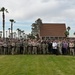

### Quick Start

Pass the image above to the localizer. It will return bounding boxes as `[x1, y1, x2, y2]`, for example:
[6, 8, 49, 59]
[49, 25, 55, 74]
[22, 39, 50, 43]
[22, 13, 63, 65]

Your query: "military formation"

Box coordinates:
[0, 38, 75, 55]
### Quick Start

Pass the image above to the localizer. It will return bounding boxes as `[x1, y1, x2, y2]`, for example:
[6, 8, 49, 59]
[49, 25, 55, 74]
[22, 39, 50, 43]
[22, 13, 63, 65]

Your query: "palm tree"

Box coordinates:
[67, 26, 71, 32]
[0, 31, 2, 38]
[21, 30, 24, 38]
[0, 7, 8, 39]
[17, 28, 21, 39]
[13, 32, 16, 38]
[19, 29, 22, 39]
[9, 19, 15, 39]
[74, 32, 75, 36]
[64, 31, 69, 37]
[8, 28, 11, 38]
[6, 31, 7, 38]
[65, 26, 71, 37]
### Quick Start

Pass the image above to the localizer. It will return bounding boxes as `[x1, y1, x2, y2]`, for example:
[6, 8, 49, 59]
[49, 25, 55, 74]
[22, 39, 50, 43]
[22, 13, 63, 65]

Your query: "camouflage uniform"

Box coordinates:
[19, 40, 23, 54]
[0, 41, 3, 55]
[32, 41, 37, 54]
[41, 42, 46, 54]
[15, 40, 20, 54]
[37, 41, 42, 54]
[27, 40, 32, 54]
[3, 41, 7, 55]
[69, 41, 74, 55]
[7, 41, 12, 54]
[45, 42, 48, 54]
[11, 41, 16, 55]
[23, 40, 28, 54]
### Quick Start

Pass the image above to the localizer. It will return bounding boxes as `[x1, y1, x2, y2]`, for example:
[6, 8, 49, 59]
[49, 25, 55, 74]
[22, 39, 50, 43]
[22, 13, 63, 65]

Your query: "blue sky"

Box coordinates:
[0, 0, 75, 37]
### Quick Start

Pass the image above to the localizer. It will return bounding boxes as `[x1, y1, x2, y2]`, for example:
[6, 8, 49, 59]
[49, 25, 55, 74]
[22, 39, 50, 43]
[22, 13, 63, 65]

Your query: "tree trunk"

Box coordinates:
[3, 11, 5, 40]
[11, 22, 13, 39]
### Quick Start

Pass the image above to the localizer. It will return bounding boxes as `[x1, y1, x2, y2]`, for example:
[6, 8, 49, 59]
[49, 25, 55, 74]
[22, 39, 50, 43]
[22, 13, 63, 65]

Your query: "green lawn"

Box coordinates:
[0, 55, 75, 75]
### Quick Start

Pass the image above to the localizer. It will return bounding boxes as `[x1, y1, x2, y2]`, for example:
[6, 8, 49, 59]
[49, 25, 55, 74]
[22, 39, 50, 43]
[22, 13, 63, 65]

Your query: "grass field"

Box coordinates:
[0, 55, 75, 75]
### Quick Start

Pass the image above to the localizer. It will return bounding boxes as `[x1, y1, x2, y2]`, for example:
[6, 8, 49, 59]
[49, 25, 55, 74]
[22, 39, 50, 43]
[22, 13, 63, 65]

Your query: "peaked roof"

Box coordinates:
[40, 23, 66, 37]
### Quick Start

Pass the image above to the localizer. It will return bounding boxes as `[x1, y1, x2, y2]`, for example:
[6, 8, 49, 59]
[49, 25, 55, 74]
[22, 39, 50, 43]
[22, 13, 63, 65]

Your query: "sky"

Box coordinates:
[0, 0, 75, 37]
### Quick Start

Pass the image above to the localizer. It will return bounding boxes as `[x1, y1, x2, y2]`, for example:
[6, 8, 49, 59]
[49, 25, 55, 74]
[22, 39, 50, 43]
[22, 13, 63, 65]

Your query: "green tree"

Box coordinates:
[0, 7, 8, 39]
[9, 19, 15, 39]
[17, 28, 20, 38]
[73, 32, 75, 36]
[65, 26, 71, 37]
[13, 32, 17, 38]
[64, 31, 69, 37]
[17, 28, 21, 39]
[67, 26, 71, 32]
[21, 30, 24, 38]
[35, 18, 42, 24]
[31, 18, 42, 38]
[8, 28, 11, 38]
[6, 31, 7, 38]
[27, 33, 35, 39]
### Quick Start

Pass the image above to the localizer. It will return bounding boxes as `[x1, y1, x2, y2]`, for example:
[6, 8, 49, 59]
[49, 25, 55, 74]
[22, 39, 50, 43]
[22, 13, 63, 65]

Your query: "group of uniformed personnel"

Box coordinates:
[0, 39, 48, 55]
[0, 38, 75, 55]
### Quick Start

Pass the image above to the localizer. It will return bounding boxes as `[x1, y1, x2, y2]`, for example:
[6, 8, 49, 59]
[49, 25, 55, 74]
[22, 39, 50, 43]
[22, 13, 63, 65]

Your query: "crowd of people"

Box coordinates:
[0, 38, 75, 55]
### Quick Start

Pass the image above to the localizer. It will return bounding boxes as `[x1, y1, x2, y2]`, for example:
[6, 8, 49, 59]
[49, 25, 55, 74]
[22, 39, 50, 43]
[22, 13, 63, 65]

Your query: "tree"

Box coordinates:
[35, 18, 42, 25]
[0, 31, 2, 38]
[31, 18, 42, 37]
[9, 19, 15, 39]
[17, 28, 21, 39]
[27, 33, 35, 39]
[65, 26, 71, 37]
[13, 32, 17, 38]
[0, 7, 8, 39]
[67, 26, 71, 32]
[64, 31, 69, 37]
[17, 28, 20, 38]
[74, 32, 75, 36]
[8, 28, 11, 38]
[6, 31, 7, 38]
[21, 30, 24, 38]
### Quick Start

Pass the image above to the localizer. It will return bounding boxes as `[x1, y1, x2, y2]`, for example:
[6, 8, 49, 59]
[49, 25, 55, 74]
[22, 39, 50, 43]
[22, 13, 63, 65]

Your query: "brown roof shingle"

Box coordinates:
[40, 23, 66, 37]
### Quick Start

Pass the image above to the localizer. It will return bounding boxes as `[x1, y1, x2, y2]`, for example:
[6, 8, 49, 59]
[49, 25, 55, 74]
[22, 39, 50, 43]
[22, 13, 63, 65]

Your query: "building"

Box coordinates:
[40, 23, 66, 39]
[31, 19, 66, 40]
